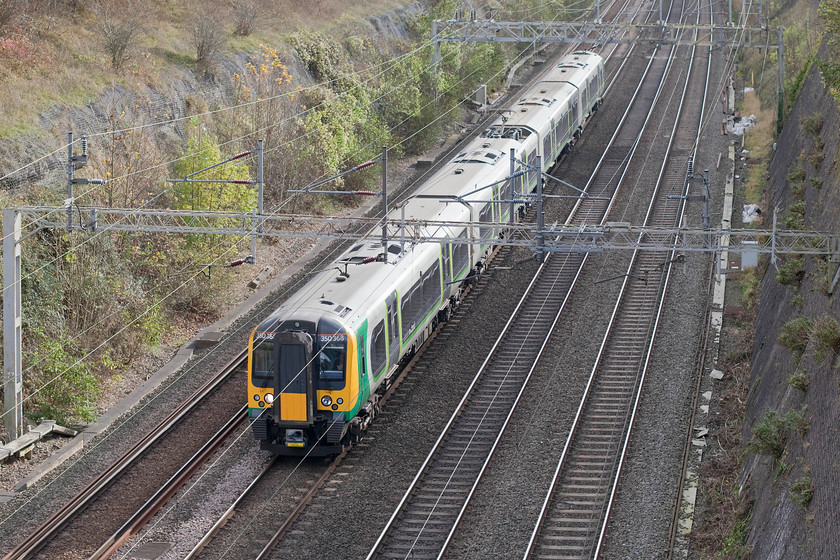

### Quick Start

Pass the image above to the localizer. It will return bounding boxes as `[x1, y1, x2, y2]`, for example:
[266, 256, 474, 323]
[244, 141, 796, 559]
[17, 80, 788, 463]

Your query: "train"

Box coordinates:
[247, 50, 605, 456]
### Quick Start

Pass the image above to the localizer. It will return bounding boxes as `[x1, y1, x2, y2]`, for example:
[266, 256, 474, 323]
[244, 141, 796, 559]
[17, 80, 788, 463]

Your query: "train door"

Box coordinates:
[273, 332, 315, 425]
[386, 291, 399, 370]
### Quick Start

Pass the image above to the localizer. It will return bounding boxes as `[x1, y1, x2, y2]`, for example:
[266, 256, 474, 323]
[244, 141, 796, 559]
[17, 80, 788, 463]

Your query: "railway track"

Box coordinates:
[364, 5, 693, 556]
[180, 241, 502, 560]
[524, 2, 717, 558]
[2, 353, 247, 560]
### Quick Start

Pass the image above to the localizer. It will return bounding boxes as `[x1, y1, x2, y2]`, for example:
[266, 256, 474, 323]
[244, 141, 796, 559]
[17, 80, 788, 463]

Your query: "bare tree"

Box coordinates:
[190, 8, 225, 71]
[230, 0, 260, 36]
[92, 0, 145, 69]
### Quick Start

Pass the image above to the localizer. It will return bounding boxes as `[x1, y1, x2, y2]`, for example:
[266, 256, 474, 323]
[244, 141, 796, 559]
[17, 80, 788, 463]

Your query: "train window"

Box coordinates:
[526, 151, 537, 189]
[372, 321, 386, 375]
[453, 231, 470, 277]
[252, 340, 274, 388]
[479, 204, 493, 242]
[318, 345, 345, 382]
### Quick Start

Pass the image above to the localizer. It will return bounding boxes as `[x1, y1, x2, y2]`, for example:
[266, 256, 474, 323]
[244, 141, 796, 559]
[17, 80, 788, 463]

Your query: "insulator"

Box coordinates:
[687, 158, 693, 177]
[82, 136, 88, 156]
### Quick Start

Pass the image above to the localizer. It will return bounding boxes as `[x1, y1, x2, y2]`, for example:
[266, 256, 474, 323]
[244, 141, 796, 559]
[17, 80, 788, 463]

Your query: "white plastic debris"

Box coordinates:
[731, 114, 756, 135]
[742, 204, 762, 223]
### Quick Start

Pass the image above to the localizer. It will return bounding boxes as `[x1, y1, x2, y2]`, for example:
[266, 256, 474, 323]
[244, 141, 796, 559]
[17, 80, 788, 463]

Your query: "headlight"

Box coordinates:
[253, 394, 260, 401]
[321, 395, 332, 407]
[264, 393, 274, 404]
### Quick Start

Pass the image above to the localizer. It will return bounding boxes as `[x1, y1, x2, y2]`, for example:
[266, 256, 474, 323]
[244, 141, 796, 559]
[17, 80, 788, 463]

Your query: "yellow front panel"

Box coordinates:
[279, 393, 308, 422]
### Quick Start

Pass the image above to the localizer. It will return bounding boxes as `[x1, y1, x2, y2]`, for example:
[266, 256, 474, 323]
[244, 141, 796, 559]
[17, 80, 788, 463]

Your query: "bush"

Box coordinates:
[231, 0, 260, 36]
[92, 0, 145, 69]
[787, 369, 809, 391]
[748, 411, 789, 458]
[0, 0, 22, 30]
[790, 476, 814, 507]
[784, 201, 806, 229]
[190, 10, 225, 70]
[739, 268, 760, 311]
[776, 256, 805, 285]
[25, 335, 102, 425]
[802, 112, 824, 137]
[779, 317, 812, 354]
[812, 315, 840, 362]
[747, 409, 808, 459]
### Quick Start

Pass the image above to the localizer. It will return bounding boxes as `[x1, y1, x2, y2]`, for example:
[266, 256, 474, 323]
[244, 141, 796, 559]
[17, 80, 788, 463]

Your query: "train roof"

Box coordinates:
[542, 50, 602, 84]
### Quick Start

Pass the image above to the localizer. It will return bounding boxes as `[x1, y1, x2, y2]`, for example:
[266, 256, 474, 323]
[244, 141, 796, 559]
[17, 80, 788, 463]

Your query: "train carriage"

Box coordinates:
[248, 51, 605, 456]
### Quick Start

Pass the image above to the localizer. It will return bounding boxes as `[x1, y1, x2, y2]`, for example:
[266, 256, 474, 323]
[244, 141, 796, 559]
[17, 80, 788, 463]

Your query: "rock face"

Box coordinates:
[741, 42, 840, 560]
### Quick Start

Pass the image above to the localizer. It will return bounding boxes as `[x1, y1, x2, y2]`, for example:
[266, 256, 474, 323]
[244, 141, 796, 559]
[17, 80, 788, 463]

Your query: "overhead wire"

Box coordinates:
[115, 9, 575, 556]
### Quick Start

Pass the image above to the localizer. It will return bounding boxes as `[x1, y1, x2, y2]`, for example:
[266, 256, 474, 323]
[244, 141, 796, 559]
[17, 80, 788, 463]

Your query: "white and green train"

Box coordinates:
[248, 51, 605, 456]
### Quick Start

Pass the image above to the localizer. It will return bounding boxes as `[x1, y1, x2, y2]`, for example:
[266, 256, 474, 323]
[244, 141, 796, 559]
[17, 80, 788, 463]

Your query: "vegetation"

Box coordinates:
[776, 256, 805, 285]
[778, 316, 812, 353]
[0, 0, 537, 425]
[790, 475, 814, 507]
[787, 369, 809, 391]
[721, 510, 753, 560]
[747, 409, 808, 459]
[739, 267, 761, 311]
[812, 315, 840, 361]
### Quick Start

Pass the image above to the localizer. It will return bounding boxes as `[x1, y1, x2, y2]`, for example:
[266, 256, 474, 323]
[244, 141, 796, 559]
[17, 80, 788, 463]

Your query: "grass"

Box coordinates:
[740, 89, 775, 205]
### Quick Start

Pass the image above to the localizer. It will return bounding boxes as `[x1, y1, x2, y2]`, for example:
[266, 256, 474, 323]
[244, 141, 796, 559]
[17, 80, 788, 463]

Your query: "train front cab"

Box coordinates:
[248, 319, 359, 457]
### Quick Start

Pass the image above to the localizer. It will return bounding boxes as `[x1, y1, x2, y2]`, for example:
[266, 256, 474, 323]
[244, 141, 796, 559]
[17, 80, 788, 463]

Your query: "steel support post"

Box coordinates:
[381, 146, 388, 264]
[66, 132, 74, 232]
[257, 139, 264, 234]
[3, 209, 23, 439]
[432, 20, 440, 73]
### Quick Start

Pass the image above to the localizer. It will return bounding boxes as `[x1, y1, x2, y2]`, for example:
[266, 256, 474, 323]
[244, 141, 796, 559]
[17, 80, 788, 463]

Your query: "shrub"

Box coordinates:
[92, 0, 145, 69]
[0, 0, 22, 30]
[190, 10, 225, 70]
[807, 143, 824, 168]
[25, 335, 102, 425]
[787, 369, 809, 391]
[812, 315, 840, 362]
[776, 256, 804, 285]
[747, 409, 808, 459]
[231, 0, 260, 36]
[802, 112, 824, 137]
[748, 411, 789, 458]
[790, 476, 814, 507]
[784, 201, 806, 229]
[778, 317, 812, 353]
[721, 513, 753, 560]
[786, 166, 806, 184]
